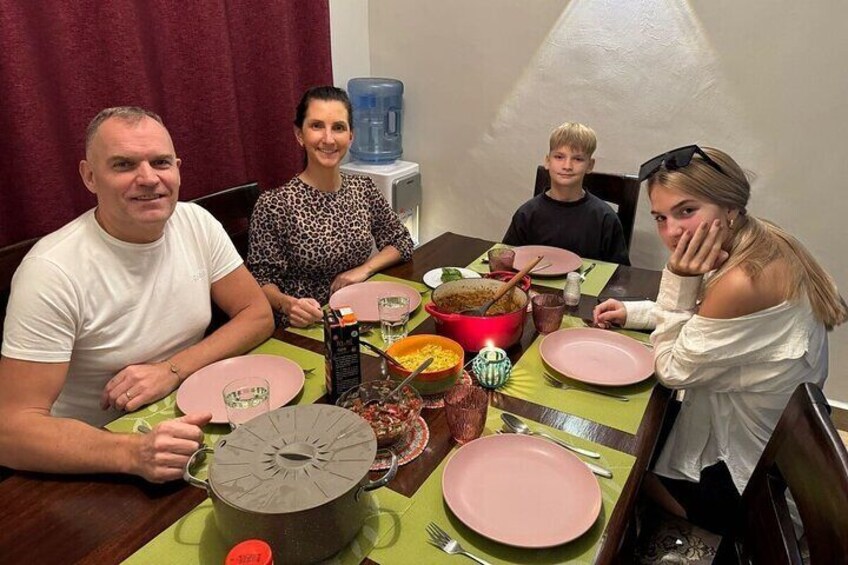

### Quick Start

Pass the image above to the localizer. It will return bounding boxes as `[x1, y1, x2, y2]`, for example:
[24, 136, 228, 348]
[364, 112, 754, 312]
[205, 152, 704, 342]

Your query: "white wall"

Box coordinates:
[330, 0, 848, 403]
[329, 0, 370, 88]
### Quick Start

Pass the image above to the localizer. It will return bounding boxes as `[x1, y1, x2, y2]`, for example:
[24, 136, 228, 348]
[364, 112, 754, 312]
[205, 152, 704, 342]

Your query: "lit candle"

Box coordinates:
[472, 343, 512, 389]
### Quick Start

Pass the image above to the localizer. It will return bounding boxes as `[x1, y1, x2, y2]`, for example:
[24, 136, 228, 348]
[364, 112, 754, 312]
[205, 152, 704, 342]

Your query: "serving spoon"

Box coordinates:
[360, 340, 404, 367]
[362, 357, 433, 407]
[461, 255, 543, 316]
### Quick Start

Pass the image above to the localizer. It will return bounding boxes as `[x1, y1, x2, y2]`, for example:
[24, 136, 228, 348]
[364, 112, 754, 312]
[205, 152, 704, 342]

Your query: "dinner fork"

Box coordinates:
[579, 262, 597, 281]
[543, 372, 630, 402]
[426, 522, 492, 565]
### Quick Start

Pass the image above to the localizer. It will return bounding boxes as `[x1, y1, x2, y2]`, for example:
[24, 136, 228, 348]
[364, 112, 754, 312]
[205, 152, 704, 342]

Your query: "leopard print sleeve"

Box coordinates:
[247, 190, 287, 288]
[363, 177, 415, 261]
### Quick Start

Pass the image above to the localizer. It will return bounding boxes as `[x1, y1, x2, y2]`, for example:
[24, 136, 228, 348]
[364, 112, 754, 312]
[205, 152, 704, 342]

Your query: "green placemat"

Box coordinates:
[285, 273, 432, 355]
[369, 406, 636, 564]
[466, 245, 618, 296]
[121, 487, 414, 565]
[498, 316, 655, 434]
[106, 339, 327, 439]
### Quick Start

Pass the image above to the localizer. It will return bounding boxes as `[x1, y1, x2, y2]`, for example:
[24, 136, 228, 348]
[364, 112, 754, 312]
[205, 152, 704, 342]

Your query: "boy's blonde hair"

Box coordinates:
[548, 122, 597, 156]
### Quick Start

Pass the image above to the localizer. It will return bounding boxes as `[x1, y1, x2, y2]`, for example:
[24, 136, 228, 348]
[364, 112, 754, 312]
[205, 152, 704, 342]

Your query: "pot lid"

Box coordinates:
[209, 404, 376, 514]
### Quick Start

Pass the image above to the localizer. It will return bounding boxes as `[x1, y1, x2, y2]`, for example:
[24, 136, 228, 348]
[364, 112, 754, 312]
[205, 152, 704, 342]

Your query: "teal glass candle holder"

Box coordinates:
[472, 346, 512, 389]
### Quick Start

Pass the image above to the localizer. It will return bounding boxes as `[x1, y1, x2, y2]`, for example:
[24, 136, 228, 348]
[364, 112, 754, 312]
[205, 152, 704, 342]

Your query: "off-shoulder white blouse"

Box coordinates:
[624, 269, 828, 493]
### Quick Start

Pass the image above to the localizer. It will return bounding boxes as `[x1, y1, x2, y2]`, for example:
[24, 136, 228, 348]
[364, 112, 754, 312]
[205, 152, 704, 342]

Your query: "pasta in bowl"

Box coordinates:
[386, 335, 464, 395]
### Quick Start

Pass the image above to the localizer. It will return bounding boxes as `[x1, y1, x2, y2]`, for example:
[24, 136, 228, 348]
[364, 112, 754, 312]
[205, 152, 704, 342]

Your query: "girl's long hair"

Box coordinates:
[648, 147, 847, 329]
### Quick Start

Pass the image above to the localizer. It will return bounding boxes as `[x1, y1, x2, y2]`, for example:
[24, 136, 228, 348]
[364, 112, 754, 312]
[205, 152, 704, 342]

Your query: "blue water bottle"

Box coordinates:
[347, 78, 404, 163]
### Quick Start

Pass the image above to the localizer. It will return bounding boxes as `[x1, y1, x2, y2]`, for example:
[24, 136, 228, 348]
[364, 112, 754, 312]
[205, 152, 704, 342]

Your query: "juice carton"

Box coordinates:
[324, 307, 362, 402]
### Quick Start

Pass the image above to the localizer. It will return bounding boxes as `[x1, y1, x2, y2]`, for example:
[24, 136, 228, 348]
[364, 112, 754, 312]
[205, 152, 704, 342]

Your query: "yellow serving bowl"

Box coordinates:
[386, 334, 465, 395]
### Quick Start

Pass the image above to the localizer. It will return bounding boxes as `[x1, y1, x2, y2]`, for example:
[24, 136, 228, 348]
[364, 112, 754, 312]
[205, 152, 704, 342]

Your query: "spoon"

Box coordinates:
[362, 357, 433, 406]
[500, 413, 603, 461]
[461, 255, 543, 316]
[360, 340, 404, 367]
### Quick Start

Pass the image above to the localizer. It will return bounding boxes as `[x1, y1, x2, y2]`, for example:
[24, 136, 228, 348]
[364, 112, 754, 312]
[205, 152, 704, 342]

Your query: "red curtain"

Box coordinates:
[0, 0, 332, 247]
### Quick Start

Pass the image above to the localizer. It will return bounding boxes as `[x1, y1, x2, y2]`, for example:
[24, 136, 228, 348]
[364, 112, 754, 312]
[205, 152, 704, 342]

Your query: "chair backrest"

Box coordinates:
[0, 237, 40, 346]
[534, 166, 640, 249]
[726, 382, 848, 564]
[191, 182, 261, 259]
[190, 182, 261, 332]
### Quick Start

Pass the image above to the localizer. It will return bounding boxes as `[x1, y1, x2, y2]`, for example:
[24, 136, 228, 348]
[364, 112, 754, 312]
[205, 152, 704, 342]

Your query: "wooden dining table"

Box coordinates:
[0, 232, 667, 564]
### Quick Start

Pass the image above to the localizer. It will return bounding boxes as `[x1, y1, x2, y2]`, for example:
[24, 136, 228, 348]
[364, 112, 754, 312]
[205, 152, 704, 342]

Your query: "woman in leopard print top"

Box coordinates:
[248, 86, 414, 327]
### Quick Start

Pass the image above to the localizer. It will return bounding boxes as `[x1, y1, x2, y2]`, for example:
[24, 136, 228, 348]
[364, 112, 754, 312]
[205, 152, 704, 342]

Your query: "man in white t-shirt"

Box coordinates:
[0, 107, 274, 482]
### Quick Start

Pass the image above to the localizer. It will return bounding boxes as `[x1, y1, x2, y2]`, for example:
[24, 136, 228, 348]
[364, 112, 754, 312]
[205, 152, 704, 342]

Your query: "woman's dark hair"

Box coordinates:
[293, 86, 353, 129]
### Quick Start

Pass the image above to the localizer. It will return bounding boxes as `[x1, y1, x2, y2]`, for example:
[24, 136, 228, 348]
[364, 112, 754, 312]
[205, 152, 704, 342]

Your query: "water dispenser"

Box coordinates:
[348, 78, 404, 163]
[340, 160, 421, 246]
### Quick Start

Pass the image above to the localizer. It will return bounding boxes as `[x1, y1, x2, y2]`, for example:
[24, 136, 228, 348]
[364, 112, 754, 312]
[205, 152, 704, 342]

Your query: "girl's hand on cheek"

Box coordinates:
[668, 220, 728, 276]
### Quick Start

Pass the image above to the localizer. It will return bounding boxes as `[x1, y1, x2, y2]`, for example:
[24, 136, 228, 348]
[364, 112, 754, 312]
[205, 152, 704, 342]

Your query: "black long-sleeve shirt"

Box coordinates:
[503, 191, 630, 265]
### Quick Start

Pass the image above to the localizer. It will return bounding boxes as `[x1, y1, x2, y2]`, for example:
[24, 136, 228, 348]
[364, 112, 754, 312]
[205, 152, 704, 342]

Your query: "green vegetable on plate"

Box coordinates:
[441, 268, 464, 283]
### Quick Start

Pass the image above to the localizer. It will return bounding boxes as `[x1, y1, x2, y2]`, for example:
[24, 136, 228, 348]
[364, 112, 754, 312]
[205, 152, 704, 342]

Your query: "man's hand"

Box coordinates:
[667, 220, 730, 277]
[330, 264, 371, 294]
[287, 297, 323, 327]
[101, 362, 179, 412]
[130, 412, 212, 483]
[593, 299, 627, 329]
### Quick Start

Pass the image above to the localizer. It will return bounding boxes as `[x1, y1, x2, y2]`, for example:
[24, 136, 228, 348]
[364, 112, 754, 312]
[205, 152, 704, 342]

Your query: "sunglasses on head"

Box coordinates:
[638, 144, 724, 182]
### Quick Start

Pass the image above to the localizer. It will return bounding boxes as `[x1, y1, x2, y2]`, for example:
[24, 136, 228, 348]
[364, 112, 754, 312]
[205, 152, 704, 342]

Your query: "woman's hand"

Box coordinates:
[287, 297, 323, 327]
[330, 265, 371, 293]
[667, 220, 730, 277]
[593, 299, 627, 329]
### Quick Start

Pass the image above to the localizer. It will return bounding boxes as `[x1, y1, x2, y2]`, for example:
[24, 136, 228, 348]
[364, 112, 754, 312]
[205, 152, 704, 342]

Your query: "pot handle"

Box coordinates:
[356, 449, 398, 501]
[424, 302, 463, 322]
[183, 445, 214, 490]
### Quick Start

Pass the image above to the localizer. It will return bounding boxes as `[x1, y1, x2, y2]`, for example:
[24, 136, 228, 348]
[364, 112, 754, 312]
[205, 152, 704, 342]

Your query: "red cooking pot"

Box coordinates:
[425, 278, 529, 352]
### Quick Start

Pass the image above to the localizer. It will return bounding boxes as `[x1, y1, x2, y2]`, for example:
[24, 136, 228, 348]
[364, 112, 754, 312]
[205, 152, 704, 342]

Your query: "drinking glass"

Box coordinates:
[532, 293, 566, 334]
[444, 384, 489, 444]
[487, 248, 515, 272]
[378, 296, 410, 344]
[223, 377, 270, 429]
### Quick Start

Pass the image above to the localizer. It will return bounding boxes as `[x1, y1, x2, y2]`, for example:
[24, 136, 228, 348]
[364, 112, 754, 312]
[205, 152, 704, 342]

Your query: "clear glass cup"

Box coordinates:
[222, 377, 270, 429]
[444, 384, 489, 444]
[378, 295, 410, 345]
[488, 248, 515, 272]
[532, 293, 566, 334]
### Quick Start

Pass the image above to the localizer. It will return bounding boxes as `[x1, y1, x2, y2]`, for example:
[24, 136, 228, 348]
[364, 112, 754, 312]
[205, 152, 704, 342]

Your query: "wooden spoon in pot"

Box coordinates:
[461, 255, 543, 316]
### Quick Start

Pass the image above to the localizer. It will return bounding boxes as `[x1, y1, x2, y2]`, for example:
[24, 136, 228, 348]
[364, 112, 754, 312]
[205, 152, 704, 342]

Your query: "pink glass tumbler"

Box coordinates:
[444, 384, 489, 444]
[488, 248, 515, 272]
[531, 293, 566, 334]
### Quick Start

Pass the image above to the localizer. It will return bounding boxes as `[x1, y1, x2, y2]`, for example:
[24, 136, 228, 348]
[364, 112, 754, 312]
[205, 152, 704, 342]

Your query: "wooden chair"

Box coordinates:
[0, 237, 40, 347]
[191, 182, 261, 259]
[534, 165, 640, 249]
[717, 382, 848, 564]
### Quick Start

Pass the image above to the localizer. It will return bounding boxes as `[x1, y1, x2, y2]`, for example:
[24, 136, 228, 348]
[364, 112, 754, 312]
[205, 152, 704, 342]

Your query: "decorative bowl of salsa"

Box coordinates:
[336, 380, 423, 447]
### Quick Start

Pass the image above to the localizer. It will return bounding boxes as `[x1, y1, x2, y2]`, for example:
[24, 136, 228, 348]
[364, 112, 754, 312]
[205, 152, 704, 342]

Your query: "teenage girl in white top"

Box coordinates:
[593, 145, 847, 533]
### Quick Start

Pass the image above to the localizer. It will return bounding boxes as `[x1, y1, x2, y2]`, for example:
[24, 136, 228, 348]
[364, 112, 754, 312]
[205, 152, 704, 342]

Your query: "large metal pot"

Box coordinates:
[184, 404, 397, 564]
[425, 277, 529, 352]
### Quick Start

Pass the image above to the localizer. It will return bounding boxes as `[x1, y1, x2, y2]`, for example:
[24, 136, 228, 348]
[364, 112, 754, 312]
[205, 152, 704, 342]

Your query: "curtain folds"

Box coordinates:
[0, 0, 332, 247]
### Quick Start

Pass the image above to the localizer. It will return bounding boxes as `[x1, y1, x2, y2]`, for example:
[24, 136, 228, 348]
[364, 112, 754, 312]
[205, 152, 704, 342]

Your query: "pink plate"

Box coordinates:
[329, 281, 422, 322]
[539, 327, 654, 386]
[512, 245, 582, 277]
[442, 433, 601, 547]
[176, 355, 305, 423]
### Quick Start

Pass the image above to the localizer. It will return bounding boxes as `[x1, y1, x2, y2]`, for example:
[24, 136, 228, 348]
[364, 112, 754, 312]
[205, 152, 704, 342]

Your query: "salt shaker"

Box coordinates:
[563, 272, 582, 306]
